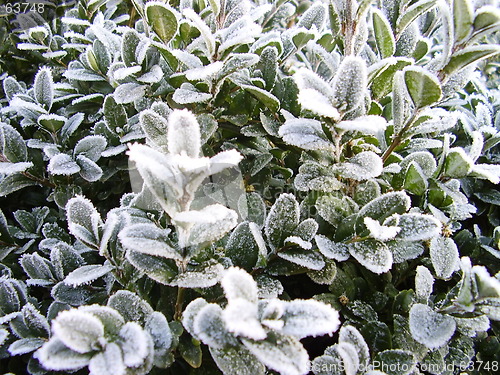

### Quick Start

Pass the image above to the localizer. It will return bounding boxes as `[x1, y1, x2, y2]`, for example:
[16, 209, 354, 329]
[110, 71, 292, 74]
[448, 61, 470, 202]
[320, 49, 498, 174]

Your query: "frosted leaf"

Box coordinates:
[284, 236, 313, 250]
[364, 217, 401, 241]
[265, 193, 300, 248]
[208, 149, 243, 174]
[114, 83, 147, 104]
[472, 265, 500, 298]
[35, 338, 92, 371]
[76, 155, 103, 182]
[113, 65, 142, 80]
[66, 196, 102, 248]
[88, 342, 125, 375]
[52, 309, 104, 353]
[119, 223, 181, 260]
[375, 349, 416, 375]
[170, 263, 224, 288]
[137, 65, 164, 83]
[79, 305, 125, 337]
[0, 123, 27, 162]
[471, 164, 500, 184]
[468, 130, 483, 162]
[297, 1, 326, 29]
[415, 266, 434, 301]
[312, 353, 343, 375]
[430, 237, 460, 280]
[145, 312, 173, 355]
[294, 68, 333, 99]
[298, 89, 340, 120]
[0, 328, 8, 345]
[338, 325, 370, 369]
[183, 298, 209, 338]
[172, 83, 212, 104]
[167, 109, 201, 158]
[73, 135, 107, 161]
[8, 337, 45, 356]
[331, 56, 367, 112]
[315, 235, 350, 261]
[455, 314, 490, 337]
[294, 162, 342, 192]
[334, 152, 384, 181]
[118, 322, 150, 367]
[384, 213, 442, 241]
[221, 267, 258, 303]
[278, 118, 333, 151]
[107, 290, 154, 323]
[225, 222, 267, 269]
[242, 332, 309, 375]
[409, 303, 456, 349]
[325, 342, 360, 375]
[172, 205, 238, 247]
[139, 109, 169, 150]
[293, 218, 319, 242]
[336, 116, 388, 135]
[411, 110, 458, 134]
[193, 303, 238, 348]
[400, 151, 437, 177]
[186, 62, 224, 81]
[48, 154, 80, 175]
[223, 298, 266, 340]
[64, 264, 114, 287]
[0, 162, 33, 175]
[256, 275, 283, 299]
[280, 299, 340, 338]
[277, 249, 325, 270]
[308, 259, 337, 285]
[183, 8, 216, 56]
[34, 67, 54, 109]
[348, 240, 393, 274]
[210, 345, 266, 375]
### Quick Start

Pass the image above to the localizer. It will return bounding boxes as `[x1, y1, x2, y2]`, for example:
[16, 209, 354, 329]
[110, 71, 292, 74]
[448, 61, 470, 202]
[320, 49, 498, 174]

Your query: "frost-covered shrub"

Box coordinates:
[1, 0, 500, 374]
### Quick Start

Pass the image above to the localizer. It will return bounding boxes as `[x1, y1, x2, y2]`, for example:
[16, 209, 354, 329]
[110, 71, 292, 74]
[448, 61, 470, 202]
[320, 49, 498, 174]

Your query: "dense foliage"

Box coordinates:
[1, 0, 500, 374]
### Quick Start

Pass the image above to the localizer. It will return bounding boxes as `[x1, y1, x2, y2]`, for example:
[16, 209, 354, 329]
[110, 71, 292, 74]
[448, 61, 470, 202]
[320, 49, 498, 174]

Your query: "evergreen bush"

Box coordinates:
[0, 0, 499, 374]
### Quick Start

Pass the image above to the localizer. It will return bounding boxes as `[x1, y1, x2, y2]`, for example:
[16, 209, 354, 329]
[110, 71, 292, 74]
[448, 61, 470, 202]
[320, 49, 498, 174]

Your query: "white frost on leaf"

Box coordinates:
[430, 237, 460, 280]
[280, 299, 340, 339]
[297, 89, 340, 120]
[384, 213, 442, 241]
[221, 267, 259, 303]
[48, 153, 80, 175]
[334, 151, 384, 181]
[315, 235, 350, 261]
[348, 241, 393, 274]
[167, 109, 202, 158]
[223, 298, 267, 340]
[279, 118, 333, 151]
[336, 116, 388, 135]
[409, 303, 456, 349]
[415, 265, 434, 301]
[52, 310, 104, 354]
[364, 217, 401, 241]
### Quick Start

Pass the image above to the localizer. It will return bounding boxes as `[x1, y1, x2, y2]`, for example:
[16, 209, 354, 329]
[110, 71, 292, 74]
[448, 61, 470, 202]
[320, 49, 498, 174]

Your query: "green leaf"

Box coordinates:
[403, 66, 442, 109]
[0, 123, 27, 162]
[179, 335, 202, 368]
[453, 0, 474, 43]
[441, 45, 500, 76]
[369, 57, 412, 99]
[33, 67, 53, 110]
[373, 9, 395, 58]
[240, 84, 280, 112]
[226, 222, 267, 270]
[103, 95, 127, 129]
[265, 193, 299, 248]
[119, 223, 181, 260]
[279, 118, 332, 151]
[210, 345, 265, 375]
[64, 264, 114, 287]
[126, 251, 178, 285]
[396, 0, 437, 35]
[52, 309, 105, 353]
[357, 191, 411, 227]
[0, 173, 36, 197]
[404, 162, 428, 195]
[145, 1, 178, 44]
[242, 331, 309, 375]
[374, 349, 416, 375]
[331, 56, 367, 112]
[473, 6, 500, 30]
[443, 148, 474, 178]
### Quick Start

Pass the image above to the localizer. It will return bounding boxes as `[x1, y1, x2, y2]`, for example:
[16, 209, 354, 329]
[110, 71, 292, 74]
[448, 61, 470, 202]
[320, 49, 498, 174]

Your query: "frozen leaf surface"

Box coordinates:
[364, 217, 401, 241]
[119, 223, 181, 260]
[52, 309, 104, 353]
[221, 267, 258, 303]
[35, 338, 91, 371]
[279, 119, 333, 151]
[242, 332, 309, 375]
[430, 237, 460, 279]
[348, 240, 393, 274]
[334, 152, 384, 181]
[409, 303, 456, 349]
[415, 265, 434, 301]
[315, 235, 350, 261]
